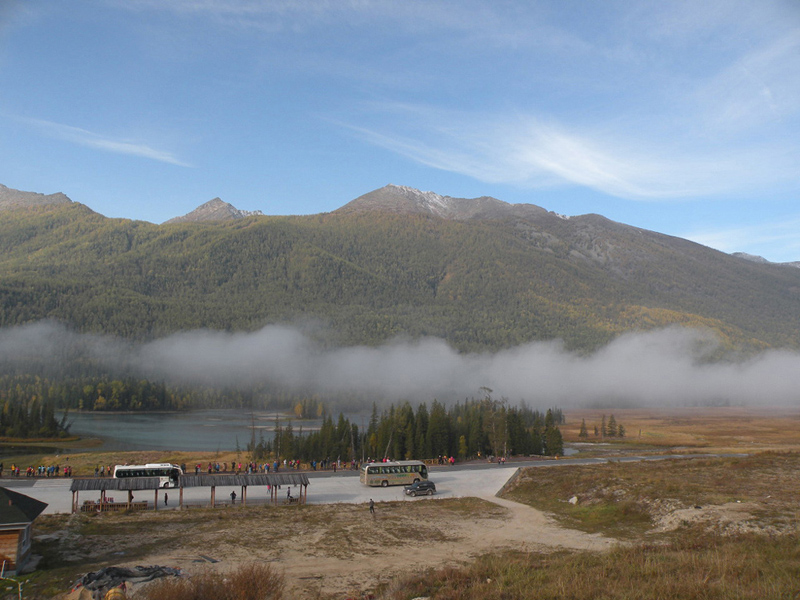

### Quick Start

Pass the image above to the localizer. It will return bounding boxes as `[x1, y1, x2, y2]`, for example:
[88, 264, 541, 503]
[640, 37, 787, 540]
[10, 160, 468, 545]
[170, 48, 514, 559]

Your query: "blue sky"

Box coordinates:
[2, 1, 799, 261]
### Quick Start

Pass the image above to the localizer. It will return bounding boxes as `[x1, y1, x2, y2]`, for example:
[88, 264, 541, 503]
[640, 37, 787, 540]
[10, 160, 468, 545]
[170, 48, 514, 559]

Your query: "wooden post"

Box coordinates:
[242, 486, 246, 508]
[127, 490, 133, 510]
[211, 486, 216, 508]
[154, 489, 158, 511]
[72, 491, 78, 514]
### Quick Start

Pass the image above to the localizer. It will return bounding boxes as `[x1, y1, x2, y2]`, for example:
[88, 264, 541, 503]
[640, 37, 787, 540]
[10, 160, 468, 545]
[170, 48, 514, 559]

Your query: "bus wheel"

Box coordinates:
[381, 480, 388, 488]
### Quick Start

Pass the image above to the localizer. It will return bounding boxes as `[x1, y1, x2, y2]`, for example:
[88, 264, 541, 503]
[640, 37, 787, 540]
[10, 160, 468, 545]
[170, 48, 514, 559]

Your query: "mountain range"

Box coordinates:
[1, 182, 800, 353]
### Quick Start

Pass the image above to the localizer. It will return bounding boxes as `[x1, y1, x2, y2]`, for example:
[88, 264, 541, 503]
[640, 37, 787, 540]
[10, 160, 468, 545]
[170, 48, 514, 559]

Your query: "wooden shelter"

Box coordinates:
[0, 487, 48, 576]
[69, 472, 309, 513]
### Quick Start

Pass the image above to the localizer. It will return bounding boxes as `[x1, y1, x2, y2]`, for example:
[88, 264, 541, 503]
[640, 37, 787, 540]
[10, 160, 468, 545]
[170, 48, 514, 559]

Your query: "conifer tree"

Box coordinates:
[415, 403, 430, 458]
[607, 414, 618, 437]
[545, 426, 564, 456]
[427, 400, 450, 457]
[458, 435, 468, 459]
[578, 419, 588, 439]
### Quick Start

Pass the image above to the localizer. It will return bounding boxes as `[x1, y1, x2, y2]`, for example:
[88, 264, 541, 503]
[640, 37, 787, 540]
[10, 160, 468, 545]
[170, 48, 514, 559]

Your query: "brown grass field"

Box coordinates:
[562, 406, 800, 453]
[6, 406, 800, 600]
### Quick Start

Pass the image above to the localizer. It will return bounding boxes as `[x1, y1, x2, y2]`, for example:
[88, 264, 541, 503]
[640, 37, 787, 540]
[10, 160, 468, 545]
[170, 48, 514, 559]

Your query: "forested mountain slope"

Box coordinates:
[2, 184, 800, 352]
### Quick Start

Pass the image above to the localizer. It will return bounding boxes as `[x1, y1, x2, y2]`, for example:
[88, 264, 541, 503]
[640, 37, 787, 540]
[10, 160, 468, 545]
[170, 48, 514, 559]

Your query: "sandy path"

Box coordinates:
[272, 495, 615, 597]
[475, 495, 615, 553]
[128, 494, 616, 599]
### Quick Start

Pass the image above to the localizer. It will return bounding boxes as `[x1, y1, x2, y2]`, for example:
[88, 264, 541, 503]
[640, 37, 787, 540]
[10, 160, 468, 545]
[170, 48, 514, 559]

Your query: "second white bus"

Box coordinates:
[360, 460, 428, 487]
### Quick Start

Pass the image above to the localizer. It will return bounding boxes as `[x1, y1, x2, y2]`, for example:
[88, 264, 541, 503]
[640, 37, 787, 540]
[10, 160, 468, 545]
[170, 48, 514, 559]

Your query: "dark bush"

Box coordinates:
[133, 563, 284, 600]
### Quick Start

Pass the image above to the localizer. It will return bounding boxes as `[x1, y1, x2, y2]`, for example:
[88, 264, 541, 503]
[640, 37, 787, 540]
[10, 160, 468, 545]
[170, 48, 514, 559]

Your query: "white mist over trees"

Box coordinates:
[1, 321, 800, 408]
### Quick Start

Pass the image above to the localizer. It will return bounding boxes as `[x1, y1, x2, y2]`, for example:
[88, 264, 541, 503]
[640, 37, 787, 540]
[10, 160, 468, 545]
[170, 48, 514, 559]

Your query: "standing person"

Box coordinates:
[369, 498, 375, 514]
[164, 492, 168, 506]
[230, 491, 236, 505]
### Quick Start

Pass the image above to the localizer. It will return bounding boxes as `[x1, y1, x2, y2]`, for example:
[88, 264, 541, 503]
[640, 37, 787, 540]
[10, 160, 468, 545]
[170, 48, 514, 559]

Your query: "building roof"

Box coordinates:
[180, 473, 309, 487]
[0, 487, 48, 525]
[70, 478, 168, 492]
[70, 472, 309, 492]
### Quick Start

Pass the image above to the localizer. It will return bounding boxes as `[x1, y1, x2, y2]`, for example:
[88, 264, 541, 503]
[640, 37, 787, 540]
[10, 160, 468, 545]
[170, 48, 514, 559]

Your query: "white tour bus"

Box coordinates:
[113, 463, 183, 488]
[360, 460, 428, 487]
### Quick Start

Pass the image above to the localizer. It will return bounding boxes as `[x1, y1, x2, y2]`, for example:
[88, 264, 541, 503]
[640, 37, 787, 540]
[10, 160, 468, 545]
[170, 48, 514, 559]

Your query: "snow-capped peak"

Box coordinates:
[386, 184, 452, 217]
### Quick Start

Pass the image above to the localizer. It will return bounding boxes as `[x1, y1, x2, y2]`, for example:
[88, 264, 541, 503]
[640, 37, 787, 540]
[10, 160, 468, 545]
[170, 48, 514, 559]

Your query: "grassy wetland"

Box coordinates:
[8, 407, 800, 599]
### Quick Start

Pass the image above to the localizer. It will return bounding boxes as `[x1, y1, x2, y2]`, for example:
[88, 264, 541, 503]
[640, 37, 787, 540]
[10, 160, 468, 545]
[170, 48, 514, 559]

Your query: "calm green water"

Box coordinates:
[59, 409, 323, 452]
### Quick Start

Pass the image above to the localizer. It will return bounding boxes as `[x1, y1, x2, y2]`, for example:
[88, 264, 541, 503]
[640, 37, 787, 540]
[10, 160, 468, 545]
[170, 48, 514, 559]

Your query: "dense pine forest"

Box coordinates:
[251, 400, 565, 462]
[0, 395, 70, 439]
[0, 374, 320, 413]
[3, 202, 800, 353]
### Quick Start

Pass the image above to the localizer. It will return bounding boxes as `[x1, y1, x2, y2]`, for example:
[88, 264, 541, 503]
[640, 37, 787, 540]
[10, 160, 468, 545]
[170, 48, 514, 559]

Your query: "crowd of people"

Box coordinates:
[189, 457, 366, 475]
[94, 465, 114, 477]
[0, 462, 73, 477]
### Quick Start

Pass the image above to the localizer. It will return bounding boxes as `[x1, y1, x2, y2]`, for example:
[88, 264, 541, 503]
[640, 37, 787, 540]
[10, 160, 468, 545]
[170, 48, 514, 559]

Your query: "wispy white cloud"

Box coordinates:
[319, 2, 800, 203]
[100, 0, 799, 204]
[18, 117, 192, 167]
[344, 104, 799, 201]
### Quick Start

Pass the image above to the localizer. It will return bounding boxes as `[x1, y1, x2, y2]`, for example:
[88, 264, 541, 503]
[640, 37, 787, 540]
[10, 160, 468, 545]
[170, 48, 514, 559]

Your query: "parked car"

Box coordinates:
[404, 480, 436, 497]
